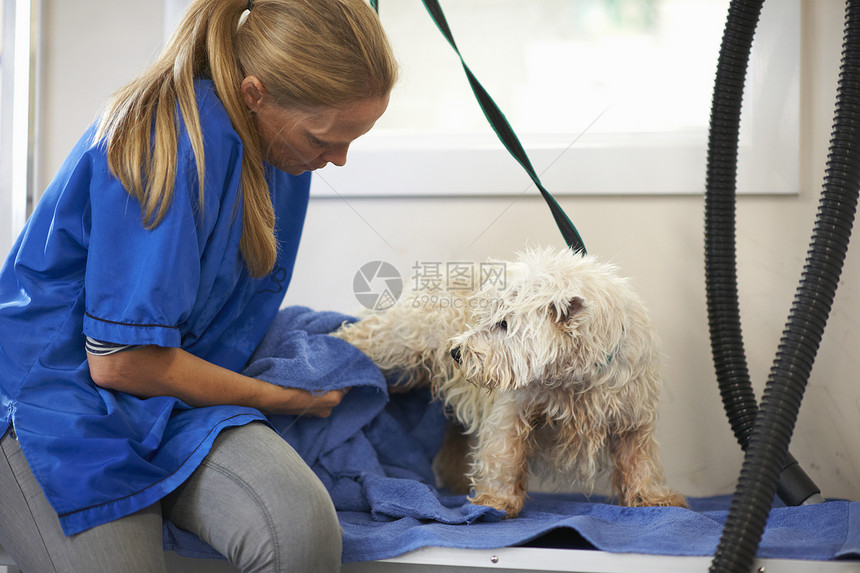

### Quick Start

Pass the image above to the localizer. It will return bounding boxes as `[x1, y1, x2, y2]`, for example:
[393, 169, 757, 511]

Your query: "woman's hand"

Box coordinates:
[267, 387, 349, 418]
[87, 345, 348, 417]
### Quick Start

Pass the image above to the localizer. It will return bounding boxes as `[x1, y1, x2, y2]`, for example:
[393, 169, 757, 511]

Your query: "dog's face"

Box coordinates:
[449, 251, 594, 392]
[449, 248, 631, 392]
[450, 290, 586, 392]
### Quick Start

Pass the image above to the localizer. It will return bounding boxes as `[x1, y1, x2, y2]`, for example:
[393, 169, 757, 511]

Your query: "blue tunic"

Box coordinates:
[0, 79, 310, 535]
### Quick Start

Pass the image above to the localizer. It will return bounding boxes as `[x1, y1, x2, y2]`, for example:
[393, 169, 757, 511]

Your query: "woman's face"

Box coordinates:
[243, 78, 389, 175]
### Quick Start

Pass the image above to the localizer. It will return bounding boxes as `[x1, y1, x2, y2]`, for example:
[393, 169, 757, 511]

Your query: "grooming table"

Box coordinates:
[342, 546, 860, 573]
[3, 543, 860, 573]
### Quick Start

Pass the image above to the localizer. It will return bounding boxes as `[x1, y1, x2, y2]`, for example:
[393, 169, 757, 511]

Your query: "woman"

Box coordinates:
[0, 0, 396, 571]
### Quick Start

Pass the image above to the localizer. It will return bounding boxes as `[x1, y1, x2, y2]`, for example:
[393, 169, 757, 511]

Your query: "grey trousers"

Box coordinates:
[0, 422, 342, 573]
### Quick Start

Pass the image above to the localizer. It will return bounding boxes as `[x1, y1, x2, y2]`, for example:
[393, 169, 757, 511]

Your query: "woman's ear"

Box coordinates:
[241, 76, 267, 112]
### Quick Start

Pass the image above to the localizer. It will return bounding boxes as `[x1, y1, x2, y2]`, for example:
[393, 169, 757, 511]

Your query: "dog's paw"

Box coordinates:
[470, 492, 525, 519]
[652, 492, 689, 509]
[624, 490, 688, 509]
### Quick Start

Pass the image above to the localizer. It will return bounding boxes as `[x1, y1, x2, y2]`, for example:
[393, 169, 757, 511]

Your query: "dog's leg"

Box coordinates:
[609, 424, 687, 508]
[467, 398, 532, 518]
[333, 299, 468, 391]
[333, 314, 434, 389]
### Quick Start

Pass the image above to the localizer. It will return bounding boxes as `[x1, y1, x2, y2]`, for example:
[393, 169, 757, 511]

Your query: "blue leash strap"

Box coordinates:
[373, 0, 587, 255]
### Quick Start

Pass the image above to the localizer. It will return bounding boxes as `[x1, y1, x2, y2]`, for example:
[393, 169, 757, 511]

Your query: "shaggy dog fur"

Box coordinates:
[333, 246, 687, 517]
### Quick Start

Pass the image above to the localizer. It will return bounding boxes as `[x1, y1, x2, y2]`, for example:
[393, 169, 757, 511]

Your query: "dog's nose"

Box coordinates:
[450, 346, 462, 364]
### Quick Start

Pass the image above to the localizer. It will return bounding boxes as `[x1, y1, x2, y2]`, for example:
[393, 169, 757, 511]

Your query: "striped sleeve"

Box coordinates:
[85, 337, 141, 356]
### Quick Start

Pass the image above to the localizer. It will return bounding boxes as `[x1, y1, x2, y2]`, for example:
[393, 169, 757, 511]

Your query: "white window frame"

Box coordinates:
[0, 0, 38, 257]
[309, 0, 800, 198]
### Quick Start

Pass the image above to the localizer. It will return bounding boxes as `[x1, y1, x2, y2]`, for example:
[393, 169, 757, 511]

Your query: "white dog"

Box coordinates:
[333, 246, 686, 517]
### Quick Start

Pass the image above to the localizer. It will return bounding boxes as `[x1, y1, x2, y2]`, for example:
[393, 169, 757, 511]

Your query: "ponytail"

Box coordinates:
[96, 0, 396, 277]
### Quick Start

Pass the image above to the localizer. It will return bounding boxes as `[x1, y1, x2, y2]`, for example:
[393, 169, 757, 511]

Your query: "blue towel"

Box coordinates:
[163, 306, 860, 564]
[336, 494, 860, 563]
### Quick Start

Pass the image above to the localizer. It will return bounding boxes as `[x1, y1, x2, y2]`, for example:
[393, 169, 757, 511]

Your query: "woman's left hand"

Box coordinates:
[263, 387, 350, 418]
[87, 346, 350, 417]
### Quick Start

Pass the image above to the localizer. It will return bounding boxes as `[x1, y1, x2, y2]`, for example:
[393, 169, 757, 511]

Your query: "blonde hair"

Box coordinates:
[95, 0, 397, 277]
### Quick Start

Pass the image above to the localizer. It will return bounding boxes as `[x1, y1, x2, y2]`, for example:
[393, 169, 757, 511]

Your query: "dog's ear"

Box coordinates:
[550, 296, 585, 326]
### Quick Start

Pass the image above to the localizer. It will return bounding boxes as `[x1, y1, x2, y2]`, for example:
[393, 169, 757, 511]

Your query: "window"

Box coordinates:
[0, 0, 37, 256]
[309, 0, 799, 198]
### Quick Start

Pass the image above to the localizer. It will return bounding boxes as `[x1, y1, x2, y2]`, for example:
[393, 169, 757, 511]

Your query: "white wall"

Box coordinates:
[37, 0, 163, 199]
[36, 0, 859, 502]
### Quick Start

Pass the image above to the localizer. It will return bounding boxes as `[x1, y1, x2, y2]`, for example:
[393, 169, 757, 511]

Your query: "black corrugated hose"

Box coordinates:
[704, 0, 823, 506]
[706, 0, 860, 571]
[704, 0, 821, 507]
[704, 0, 763, 458]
